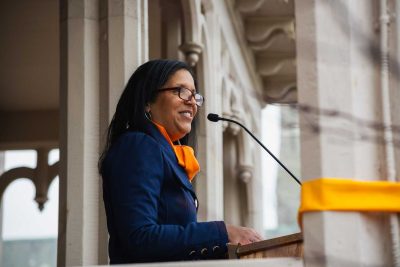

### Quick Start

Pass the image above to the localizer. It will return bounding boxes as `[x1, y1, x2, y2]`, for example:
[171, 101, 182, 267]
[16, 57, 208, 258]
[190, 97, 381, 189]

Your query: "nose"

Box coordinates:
[185, 96, 197, 114]
[186, 95, 197, 106]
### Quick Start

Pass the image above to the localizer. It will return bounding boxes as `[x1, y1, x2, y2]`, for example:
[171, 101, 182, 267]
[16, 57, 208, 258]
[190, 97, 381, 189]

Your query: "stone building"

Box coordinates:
[0, 0, 399, 266]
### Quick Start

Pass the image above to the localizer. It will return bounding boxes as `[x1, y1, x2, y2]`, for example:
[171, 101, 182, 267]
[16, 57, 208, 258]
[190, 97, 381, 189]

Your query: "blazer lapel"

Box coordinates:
[145, 123, 195, 194]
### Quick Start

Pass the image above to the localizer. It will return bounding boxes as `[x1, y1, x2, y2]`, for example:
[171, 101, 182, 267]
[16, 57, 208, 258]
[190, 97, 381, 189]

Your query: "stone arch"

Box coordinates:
[0, 149, 59, 211]
[0, 167, 35, 200]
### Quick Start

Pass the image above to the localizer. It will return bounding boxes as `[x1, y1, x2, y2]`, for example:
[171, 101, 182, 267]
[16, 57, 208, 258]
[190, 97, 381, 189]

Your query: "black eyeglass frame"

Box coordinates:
[158, 86, 204, 107]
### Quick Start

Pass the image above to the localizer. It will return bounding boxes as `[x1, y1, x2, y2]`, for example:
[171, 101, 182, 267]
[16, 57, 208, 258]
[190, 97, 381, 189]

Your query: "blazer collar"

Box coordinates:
[144, 123, 195, 193]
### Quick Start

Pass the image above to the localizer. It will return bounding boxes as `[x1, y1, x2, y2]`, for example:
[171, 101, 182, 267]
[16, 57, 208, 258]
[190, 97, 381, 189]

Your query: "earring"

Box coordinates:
[144, 111, 152, 121]
[126, 121, 130, 129]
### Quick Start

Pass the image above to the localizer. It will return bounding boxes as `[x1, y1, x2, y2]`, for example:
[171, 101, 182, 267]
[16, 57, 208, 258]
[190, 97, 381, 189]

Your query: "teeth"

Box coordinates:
[181, 111, 192, 118]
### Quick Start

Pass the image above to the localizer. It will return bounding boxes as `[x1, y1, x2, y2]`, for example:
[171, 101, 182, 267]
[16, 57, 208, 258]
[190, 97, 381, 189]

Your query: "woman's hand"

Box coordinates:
[225, 224, 263, 245]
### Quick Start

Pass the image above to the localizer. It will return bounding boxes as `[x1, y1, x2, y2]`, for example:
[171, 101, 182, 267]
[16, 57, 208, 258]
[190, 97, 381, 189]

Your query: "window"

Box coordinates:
[262, 105, 301, 238]
[1, 149, 59, 267]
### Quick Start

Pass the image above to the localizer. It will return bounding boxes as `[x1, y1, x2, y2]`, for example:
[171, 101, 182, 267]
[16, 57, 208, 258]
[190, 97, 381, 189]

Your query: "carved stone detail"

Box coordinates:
[0, 148, 59, 211]
[263, 82, 297, 104]
[235, 0, 265, 14]
[180, 0, 203, 66]
[222, 113, 242, 136]
[245, 17, 295, 44]
[237, 165, 253, 184]
[221, 75, 246, 136]
[230, 0, 297, 109]
[249, 33, 292, 51]
[179, 42, 203, 66]
[257, 58, 296, 77]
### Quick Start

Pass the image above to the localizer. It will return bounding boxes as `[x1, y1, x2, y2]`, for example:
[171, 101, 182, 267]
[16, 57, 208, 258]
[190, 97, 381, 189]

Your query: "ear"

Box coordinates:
[145, 104, 151, 113]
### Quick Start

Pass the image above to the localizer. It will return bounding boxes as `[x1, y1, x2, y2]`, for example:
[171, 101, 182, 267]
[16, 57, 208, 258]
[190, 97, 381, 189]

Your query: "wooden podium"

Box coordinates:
[227, 232, 303, 259]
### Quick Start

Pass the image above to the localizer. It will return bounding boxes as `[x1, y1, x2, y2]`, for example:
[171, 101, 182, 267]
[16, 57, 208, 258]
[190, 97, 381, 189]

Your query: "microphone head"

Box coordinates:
[207, 113, 220, 122]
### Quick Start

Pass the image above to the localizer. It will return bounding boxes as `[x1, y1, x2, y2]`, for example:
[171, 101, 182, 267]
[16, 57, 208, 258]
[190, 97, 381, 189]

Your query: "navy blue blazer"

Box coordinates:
[102, 123, 228, 264]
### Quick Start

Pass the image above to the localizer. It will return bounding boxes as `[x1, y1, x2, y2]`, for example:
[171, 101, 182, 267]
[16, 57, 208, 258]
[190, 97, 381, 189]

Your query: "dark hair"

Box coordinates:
[99, 59, 197, 174]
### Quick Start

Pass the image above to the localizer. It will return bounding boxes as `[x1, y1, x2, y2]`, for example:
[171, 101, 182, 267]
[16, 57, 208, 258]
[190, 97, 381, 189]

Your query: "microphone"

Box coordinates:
[207, 113, 220, 122]
[207, 113, 302, 186]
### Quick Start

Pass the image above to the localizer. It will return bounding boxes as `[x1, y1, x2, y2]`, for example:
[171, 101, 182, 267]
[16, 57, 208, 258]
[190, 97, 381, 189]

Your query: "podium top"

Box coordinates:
[227, 232, 303, 259]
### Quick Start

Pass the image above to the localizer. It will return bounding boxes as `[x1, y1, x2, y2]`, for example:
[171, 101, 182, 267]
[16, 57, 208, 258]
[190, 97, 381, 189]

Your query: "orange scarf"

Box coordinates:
[152, 122, 200, 181]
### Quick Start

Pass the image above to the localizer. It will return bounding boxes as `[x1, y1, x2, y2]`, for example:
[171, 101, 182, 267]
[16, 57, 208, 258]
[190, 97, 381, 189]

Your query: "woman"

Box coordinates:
[99, 59, 262, 264]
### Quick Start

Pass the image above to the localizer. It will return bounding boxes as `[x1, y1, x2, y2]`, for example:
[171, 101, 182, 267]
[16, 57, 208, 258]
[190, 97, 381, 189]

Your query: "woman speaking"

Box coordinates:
[99, 59, 262, 264]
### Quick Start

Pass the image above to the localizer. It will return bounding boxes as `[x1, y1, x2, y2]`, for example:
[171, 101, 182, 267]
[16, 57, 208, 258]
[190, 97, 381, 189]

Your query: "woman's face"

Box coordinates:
[149, 69, 198, 141]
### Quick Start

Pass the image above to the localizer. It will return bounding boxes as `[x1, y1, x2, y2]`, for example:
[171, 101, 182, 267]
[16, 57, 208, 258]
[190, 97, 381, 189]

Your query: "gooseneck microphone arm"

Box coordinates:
[207, 113, 302, 186]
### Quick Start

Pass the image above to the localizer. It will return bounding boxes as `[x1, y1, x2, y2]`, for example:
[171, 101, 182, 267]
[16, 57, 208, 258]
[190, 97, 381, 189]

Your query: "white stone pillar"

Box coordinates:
[98, 0, 148, 264]
[195, 7, 225, 222]
[59, 0, 101, 265]
[296, 1, 392, 266]
[100, 0, 148, 118]
[59, 0, 148, 265]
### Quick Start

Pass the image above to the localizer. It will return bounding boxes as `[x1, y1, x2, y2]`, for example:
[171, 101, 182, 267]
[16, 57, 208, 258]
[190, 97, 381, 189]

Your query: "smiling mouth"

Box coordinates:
[179, 111, 193, 119]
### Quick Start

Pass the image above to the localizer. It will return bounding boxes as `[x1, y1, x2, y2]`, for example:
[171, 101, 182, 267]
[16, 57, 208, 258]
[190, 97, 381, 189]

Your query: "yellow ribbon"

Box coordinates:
[298, 178, 400, 226]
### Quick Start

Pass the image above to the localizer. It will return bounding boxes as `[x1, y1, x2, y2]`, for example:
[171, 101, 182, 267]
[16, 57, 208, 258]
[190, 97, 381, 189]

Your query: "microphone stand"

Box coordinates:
[209, 114, 302, 186]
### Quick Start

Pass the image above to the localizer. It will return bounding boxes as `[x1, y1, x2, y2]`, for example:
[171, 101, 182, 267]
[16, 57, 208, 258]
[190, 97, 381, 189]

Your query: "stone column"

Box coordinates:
[296, 1, 392, 266]
[195, 6, 225, 222]
[100, 0, 148, 118]
[59, 0, 101, 265]
[179, 0, 203, 66]
[59, 0, 148, 265]
[98, 0, 148, 264]
[160, 1, 183, 60]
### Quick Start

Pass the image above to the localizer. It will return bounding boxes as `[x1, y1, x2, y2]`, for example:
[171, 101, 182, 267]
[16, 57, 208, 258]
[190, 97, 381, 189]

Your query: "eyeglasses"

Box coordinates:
[158, 86, 204, 107]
